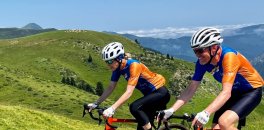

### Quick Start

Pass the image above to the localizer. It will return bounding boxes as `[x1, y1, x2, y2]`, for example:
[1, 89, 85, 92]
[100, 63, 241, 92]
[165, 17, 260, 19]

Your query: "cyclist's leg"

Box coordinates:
[142, 108, 158, 130]
[144, 87, 170, 129]
[218, 88, 262, 130]
[130, 87, 170, 130]
[212, 92, 236, 129]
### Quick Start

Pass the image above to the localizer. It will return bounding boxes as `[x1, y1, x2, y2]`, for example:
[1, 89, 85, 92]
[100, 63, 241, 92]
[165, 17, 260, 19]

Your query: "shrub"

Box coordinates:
[95, 82, 104, 96]
[87, 54, 93, 63]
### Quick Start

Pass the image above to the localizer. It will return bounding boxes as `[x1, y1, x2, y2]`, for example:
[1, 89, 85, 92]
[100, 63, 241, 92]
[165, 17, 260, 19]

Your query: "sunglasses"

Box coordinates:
[193, 48, 207, 54]
[105, 59, 114, 64]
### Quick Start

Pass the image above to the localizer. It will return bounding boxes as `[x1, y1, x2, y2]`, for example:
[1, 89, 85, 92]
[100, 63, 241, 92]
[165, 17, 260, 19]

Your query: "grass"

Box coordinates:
[0, 104, 106, 130]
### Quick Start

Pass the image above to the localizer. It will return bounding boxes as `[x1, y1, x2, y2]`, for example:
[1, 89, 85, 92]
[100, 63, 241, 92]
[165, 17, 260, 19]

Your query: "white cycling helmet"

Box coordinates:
[102, 42, 124, 61]
[190, 27, 223, 48]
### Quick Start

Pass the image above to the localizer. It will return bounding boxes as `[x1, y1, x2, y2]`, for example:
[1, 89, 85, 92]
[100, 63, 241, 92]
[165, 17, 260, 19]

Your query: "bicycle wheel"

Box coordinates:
[159, 123, 188, 130]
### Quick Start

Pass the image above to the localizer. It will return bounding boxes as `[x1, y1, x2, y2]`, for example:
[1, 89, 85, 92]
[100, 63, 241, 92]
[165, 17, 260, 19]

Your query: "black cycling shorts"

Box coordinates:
[129, 87, 170, 130]
[213, 87, 263, 123]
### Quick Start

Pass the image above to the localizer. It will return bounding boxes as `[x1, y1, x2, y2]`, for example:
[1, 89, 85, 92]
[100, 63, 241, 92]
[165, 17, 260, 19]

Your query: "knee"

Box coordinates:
[218, 116, 232, 128]
[218, 111, 239, 129]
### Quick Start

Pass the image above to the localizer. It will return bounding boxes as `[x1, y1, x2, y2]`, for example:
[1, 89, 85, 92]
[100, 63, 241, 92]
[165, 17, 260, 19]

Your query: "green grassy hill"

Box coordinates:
[0, 30, 262, 129]
[0, 105, 102, 130]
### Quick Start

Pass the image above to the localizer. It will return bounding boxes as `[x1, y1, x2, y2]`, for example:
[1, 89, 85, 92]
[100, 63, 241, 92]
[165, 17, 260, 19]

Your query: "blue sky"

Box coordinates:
[1, 0, 264, 37]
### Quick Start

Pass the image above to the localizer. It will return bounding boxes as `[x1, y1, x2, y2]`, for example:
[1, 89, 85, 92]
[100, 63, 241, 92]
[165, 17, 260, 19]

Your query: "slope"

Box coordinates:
[0, 105, 105, 130]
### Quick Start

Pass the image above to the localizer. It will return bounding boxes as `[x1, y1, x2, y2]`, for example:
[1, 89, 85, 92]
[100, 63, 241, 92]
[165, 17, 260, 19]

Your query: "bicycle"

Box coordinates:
[83, 104, 217, 130]
[83, 103, 198, 130]
[158, 111, 246, 130]
[83, 104, 246, 130]
[83, 103, 138, 130]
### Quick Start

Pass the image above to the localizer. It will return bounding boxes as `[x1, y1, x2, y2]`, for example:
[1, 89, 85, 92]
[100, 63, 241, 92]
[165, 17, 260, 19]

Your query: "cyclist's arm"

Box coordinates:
[96, 81, 117, 104]
[170, 60, 206, 111]
[204, 53, 239, 115]
[170, 80, 200, 111]
[111, 63, 140, 110]
[204, 82, 232, 115]
[111, 85, 135, 110]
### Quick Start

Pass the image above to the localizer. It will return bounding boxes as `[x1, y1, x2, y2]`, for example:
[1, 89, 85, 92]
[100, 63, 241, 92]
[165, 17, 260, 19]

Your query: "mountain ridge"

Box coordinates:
[22, 23, 43, 30]
[0, 23, 56, 39]
[119, 24, 264, 77]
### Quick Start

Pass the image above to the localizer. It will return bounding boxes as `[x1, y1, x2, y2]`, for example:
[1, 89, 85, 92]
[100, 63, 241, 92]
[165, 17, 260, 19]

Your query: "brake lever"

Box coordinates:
[156, 111, 165, 130]
[97, 109, 103, 125]
[82, 104, 106, 126]
[82, 103, 88, 117]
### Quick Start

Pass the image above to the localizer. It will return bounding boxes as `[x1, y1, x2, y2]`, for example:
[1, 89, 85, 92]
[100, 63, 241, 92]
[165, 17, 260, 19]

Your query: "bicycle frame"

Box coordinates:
[105, 117, 137, 130]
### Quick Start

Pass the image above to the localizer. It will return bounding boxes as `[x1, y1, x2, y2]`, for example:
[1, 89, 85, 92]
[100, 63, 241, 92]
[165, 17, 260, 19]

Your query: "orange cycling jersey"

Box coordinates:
[111, 59, 165, 95]
[192, 46, 264, 92]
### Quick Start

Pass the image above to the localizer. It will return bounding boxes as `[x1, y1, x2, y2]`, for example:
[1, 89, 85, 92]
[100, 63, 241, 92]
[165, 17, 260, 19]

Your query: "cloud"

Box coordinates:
[117, 24, 254, 39]
[117, 27, 195, 39]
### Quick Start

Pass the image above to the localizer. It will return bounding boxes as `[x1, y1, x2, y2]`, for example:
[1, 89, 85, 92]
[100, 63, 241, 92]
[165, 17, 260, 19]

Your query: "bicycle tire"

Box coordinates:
[159, 123, 188, 130]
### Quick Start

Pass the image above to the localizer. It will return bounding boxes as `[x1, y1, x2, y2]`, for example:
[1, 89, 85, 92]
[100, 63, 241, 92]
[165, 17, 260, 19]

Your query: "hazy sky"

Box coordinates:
[1, 0, 264, 35]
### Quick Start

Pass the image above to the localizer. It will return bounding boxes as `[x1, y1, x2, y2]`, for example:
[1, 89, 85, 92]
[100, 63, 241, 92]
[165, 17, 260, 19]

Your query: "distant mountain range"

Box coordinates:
[1, 23, 262, 77]
[252, 53, 264, 78]
[0, 23, 56, 39]
[115, 24, 264, 77]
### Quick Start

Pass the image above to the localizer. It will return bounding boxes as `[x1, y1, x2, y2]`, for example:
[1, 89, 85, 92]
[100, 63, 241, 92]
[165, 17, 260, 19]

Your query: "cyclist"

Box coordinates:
[87, 42, 170, 130]
[159, 27, 264, 130]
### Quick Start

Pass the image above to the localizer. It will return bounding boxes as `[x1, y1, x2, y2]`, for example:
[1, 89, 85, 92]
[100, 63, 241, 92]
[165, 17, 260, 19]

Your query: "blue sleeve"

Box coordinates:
[111, 69, 121, 82]
[192, 60, 206, 81]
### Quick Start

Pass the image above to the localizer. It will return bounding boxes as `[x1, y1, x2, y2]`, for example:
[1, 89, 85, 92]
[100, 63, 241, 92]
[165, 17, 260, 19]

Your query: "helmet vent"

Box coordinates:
[203, 36, 210, 44]
[194, 28, 208, 43]
[110, 52, 114, 57]
[106, 54, 108, 58]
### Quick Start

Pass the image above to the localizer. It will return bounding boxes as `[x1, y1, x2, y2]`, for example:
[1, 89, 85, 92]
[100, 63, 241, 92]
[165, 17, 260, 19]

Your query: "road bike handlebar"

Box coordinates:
[158, 111, 195, 122]
[83, 103, 118, 129]
[157, 110, 197, 130]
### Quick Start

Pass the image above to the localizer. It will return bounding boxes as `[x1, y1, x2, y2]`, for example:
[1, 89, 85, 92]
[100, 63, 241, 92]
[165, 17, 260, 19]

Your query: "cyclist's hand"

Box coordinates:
[163, 108, 174, 119]
[192, 110, 210, 127]
[157, 108, 174, 121]
[103, 106, 115, 117]
[87, 102, 98, 112]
